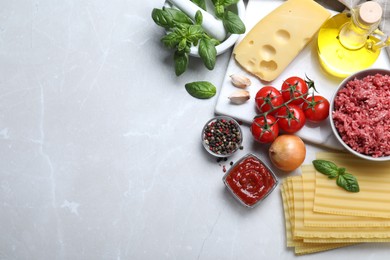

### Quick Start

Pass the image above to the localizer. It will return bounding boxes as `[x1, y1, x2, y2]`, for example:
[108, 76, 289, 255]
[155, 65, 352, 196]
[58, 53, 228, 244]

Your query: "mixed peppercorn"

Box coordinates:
[203, 118, 243, 156]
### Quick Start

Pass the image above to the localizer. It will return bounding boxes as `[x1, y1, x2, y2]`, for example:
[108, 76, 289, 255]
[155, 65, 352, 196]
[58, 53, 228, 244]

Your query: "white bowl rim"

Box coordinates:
[329, 68, 390, 162]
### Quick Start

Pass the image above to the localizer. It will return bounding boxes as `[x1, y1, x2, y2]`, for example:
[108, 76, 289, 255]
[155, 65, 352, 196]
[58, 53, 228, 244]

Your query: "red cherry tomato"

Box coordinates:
[302, 95, 330, 122]
[281, 76, 309, 105]
[251, 115, 279, 143]
[276, 104, 306, 133]
[255, 86, 284, 115]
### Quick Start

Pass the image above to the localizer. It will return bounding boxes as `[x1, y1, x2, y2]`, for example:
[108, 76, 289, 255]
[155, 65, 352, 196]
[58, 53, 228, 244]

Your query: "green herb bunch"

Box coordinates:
[151, 0, 245, 76]
[211, 0, 246, 34]
[313, 160, 360, 193]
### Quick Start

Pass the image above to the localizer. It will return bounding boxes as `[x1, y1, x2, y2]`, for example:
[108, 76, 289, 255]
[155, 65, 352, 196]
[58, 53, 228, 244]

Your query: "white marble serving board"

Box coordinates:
[215, 0, 390, 149]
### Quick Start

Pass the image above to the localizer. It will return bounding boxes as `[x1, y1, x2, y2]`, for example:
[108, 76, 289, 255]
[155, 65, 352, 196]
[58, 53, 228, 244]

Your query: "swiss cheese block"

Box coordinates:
[233, 0, 331, 81]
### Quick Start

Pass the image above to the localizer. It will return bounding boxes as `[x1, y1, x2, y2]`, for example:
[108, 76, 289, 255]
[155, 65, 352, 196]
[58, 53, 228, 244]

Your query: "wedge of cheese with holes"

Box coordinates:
[233, 0, 331, 82]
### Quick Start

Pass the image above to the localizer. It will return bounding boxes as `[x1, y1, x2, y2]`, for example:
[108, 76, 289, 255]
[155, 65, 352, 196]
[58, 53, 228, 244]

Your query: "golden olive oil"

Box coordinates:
[317, 12, 381, 78]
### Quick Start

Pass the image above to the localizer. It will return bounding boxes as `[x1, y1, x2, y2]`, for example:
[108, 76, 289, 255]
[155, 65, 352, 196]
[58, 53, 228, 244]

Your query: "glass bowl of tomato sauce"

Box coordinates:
[222, 153, 279, 208]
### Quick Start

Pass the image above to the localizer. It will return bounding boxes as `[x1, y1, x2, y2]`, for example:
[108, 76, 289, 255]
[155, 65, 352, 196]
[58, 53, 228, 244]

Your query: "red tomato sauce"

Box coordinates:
[225, 155, 277, 207]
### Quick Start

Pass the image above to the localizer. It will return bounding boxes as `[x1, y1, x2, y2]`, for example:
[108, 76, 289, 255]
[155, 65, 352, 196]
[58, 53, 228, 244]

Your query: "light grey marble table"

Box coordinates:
[1, 0, 389, 259]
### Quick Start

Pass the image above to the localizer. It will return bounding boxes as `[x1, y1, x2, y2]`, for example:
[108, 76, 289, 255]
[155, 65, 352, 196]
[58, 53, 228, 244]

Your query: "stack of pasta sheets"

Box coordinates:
[280, 152, 390, 255]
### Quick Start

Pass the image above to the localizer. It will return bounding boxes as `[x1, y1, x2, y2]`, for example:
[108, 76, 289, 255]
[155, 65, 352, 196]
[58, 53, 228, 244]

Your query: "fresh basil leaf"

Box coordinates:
[185, 81, 216, 99]
[174, 26, 190, 43]
[223, 11, 246, 34]
[312, 160, 338, 178]
[151, 8, 173, 29]
[337, 173, 360, 192]
[199, 38, 216, 70]
[176, 22, 191, 31]
[164, 7, 193, 25]
[313, 160, 359, 193]
[187, 24, 204, 43]
[178, 38, 187, 52]
[195, 10, 203, 25]
[338, 167, 346, 175]
[215, 4, 225, 19]
[223, 11, 245, 34]
[161, 32, 181, 49]
[209, 38, 220, 46]
[174, 51, 188, 76]
[191, 0, 207, 10]
[221, 0, 239, 7]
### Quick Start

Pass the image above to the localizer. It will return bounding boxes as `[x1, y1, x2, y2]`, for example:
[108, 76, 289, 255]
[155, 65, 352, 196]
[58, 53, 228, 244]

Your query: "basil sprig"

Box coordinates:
[152, 8, 218, 76]
[312, 160, 359, 193]
[199, 38, 217, 70]
[222, 11, 246, 34]
[191, 0, 207, 10]
[192, 0, 246, 34]
[151, 1, 245, 76]
[185, 81, 216, 99]
[212, 0, 246, 34]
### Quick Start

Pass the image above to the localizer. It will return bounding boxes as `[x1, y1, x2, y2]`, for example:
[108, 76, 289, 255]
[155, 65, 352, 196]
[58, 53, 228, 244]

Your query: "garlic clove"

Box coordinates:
[229, 90, 250, 104]
[230, 74, 251, 88]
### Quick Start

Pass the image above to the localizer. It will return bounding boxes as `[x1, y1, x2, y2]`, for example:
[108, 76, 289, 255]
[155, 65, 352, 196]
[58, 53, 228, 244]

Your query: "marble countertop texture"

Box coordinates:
[1, 0, 389, 259]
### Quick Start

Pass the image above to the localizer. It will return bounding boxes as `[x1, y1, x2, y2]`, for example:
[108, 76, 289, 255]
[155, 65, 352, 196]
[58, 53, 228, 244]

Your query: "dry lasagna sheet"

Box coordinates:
[280, 152, 390, 255]
[314, 152, 390, 218]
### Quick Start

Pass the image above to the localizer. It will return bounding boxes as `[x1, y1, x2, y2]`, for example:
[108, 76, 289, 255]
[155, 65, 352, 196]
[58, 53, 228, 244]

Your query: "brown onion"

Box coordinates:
[269, 135, 306, 172]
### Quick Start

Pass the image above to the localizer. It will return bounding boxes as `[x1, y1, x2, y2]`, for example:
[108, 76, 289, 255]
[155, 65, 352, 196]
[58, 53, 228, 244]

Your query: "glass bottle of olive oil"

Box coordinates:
[317, 2, 388, 78]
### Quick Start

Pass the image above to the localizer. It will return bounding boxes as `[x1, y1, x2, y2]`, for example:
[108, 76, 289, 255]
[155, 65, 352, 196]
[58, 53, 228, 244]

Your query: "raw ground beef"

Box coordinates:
[333, 73, 390, 158]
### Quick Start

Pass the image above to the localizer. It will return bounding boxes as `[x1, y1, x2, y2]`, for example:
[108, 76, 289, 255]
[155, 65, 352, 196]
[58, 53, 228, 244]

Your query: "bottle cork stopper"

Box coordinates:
[359, 1, 383, 25]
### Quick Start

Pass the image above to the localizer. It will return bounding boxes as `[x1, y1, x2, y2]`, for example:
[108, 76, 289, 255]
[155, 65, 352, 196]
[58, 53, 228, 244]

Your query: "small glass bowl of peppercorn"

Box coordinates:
[201, 116, 243, 158]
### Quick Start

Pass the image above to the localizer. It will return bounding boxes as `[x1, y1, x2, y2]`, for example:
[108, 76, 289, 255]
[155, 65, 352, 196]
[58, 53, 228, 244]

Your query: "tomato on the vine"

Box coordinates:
[281, 76, 309, 105]
[302, 95, 330, 122]
[251, 115, 279, 143]
[255, 86, 284, 115]
[276, 104, 306, 133]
